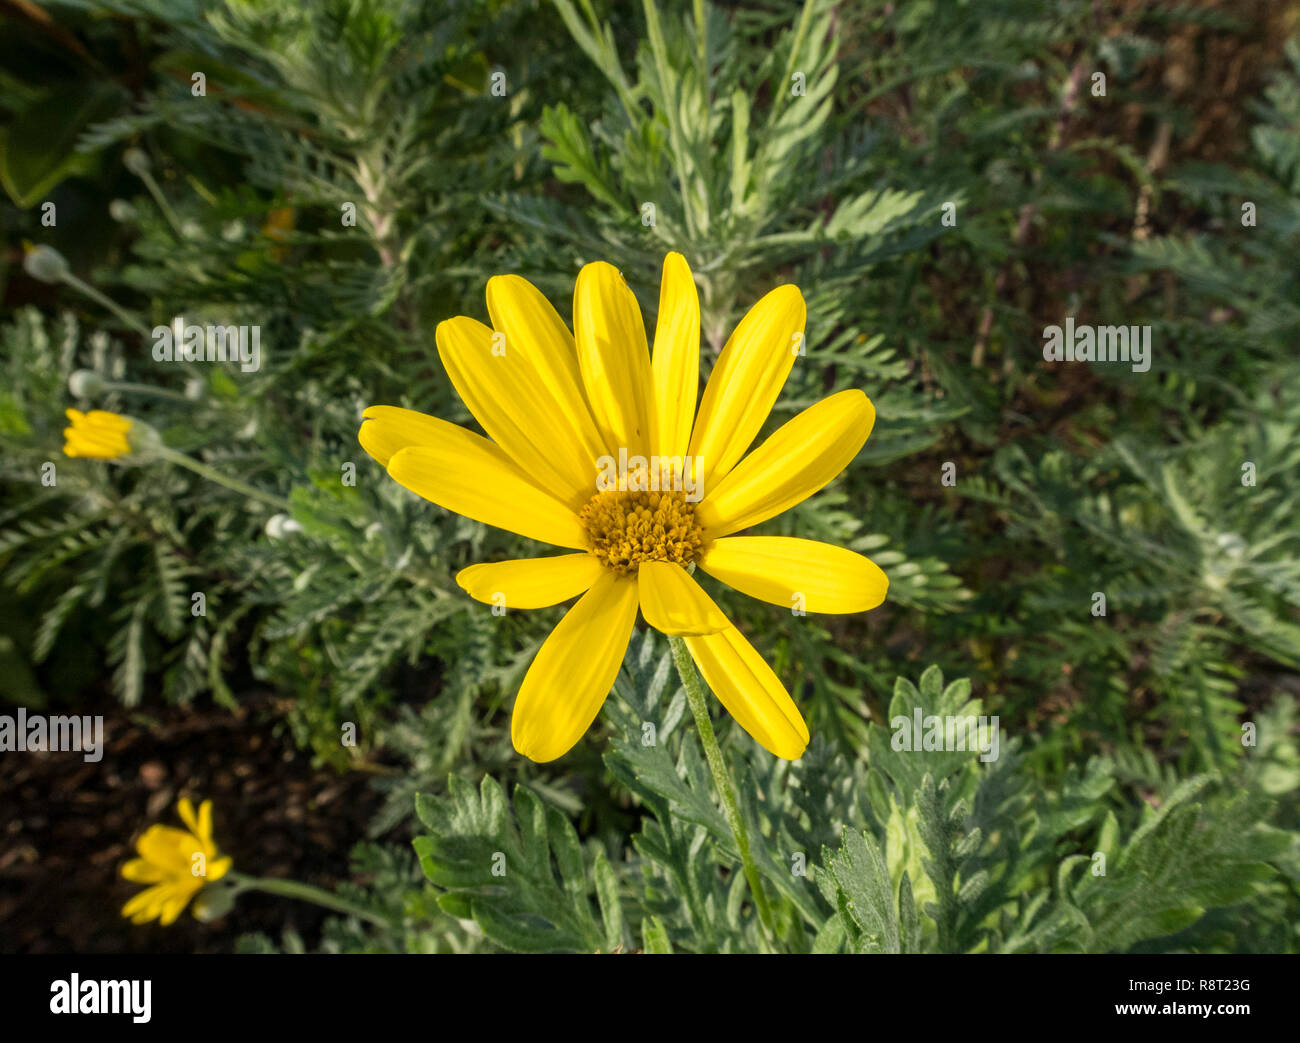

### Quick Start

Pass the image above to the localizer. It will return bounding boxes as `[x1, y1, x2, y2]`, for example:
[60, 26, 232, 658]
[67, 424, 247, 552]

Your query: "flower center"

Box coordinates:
[579, 490, 705, 575]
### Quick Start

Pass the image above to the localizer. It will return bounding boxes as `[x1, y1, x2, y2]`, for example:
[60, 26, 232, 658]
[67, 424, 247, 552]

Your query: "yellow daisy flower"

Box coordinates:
[359, 253, 887, 762]
[63, 408, 133, 459]
[121, 798, 232, 926]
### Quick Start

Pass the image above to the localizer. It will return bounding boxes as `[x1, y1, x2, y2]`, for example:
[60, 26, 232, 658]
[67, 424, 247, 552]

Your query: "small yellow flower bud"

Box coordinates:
[63, 409, 132, 459]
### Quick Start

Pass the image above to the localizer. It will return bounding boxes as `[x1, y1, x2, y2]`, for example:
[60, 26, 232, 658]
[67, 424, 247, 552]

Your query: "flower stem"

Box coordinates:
[155, 446, 291, 511]
[227, 872, 391, 928]
[136, 167, 188, 240]
[60, 272, 153, 340]
[667, 634, 777, 946]
[106, 380, 191, 402]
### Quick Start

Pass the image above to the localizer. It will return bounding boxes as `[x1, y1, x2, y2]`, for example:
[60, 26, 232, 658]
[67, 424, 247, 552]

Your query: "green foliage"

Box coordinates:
[818, 665, 1291, 953]
[405, 650, 1296, 953]
[414, 776, 624, 952]
[2, 0, 1298, 955]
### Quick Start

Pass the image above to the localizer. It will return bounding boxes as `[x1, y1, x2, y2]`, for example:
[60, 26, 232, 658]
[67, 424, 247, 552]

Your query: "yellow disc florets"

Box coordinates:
[579, 490, 705, 575]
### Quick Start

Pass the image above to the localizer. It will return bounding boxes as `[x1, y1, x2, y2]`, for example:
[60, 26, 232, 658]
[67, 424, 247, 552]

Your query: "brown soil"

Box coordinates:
[0, 692, 390, 954]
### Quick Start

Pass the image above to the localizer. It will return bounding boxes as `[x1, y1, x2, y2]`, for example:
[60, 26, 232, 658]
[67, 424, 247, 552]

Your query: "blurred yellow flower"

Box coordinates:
[359, 253, 887, 763]
[63, 408, 132, 459]
[121, 798, 232, 926]
[262, 206, 295, 262]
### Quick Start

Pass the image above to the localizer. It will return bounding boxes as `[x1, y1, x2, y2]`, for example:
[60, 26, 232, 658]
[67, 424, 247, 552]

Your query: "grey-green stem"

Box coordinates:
[668, 634, 777, 947]
[226, 872, 390, 928]
[154, 446, 291, 511]
[60, 272, 153, 340]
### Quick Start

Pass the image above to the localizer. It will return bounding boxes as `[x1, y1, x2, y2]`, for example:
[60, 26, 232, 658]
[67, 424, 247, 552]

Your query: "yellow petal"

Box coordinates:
[649, 252, 700, 458]
[687, 284, 805, 491]
[206, 855, 233, 882]
[456, 554, 605, 609]
[123, 879, 198, 925]
[122, 883, 169, 922]
[437, 316, 594, 508]
[196, 799, 215, 849]
[511, 571, 639, 762]
[135, 824, 195, 872]
[573, 261, 653, 459]
[65, 408, 130, 434]
[176, 797, 200, 836]
[63, 433, 125, 458]
[486, 274, 608, 477]
[121, 858, 166, 884]
[157, 880, 201, 926]
[385, 434, 587, 550]
[684, 626, 809, 760]
[637, 560, 729, 635]
[697, 389, 875, 538]
[357, 405, 454, 468]
[700, 536, 888, 613]
[63, 408, 132, 459]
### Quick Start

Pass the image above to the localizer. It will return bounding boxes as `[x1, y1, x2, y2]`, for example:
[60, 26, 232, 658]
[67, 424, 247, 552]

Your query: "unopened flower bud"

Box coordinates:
[191, 883, 237, 922]
[127, 420, 163, 454]
[63, 408, 160, 460]
[68, 370, 106, 398]
[23, 245, 69, 284]
[266, 514, 304, 539]
[123, 148, 151, 176]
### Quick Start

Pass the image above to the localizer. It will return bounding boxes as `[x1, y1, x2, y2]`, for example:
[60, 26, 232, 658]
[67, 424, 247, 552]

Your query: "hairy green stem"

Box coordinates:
[60, 272, 153, 340]
[105, 380, 191, 402]
[136, 167, 188, 240]
[668, 634, 776, 946]
[155, 446, 290, 511]
[227, 872, 390, 928]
